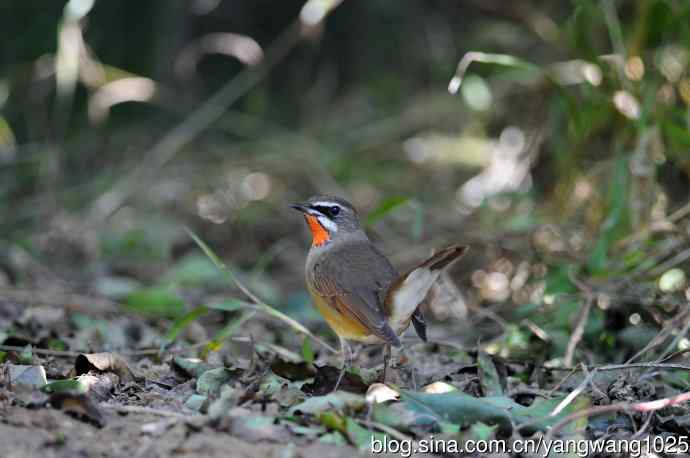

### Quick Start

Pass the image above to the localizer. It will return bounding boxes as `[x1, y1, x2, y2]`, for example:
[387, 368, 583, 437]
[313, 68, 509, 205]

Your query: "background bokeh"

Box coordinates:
[2, 0, 690, 365]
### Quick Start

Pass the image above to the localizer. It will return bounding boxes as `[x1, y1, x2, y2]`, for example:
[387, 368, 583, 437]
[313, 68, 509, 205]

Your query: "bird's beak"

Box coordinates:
[289, 202, 310, 213]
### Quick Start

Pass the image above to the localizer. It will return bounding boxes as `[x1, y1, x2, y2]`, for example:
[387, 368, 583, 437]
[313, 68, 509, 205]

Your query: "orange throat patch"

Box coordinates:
[305, 215, 330, 246]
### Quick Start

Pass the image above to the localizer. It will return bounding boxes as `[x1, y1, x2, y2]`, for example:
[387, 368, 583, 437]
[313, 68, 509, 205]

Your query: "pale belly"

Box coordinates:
[308, 288, 411, 344]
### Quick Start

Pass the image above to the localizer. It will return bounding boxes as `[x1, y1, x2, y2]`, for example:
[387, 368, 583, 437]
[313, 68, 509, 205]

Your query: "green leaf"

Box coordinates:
[259, 372, 307, 406]
[125, 286, 186, 318]
[172, 356, 217, 378]
[204, 311, 255, 353]
[302, 336, 315, 364]
[477, 350, 503, 396]
[588, 154, 630, 274]
[469, 422, 497, 441]
[345, 417, 387, 450]
[196, 367, 241, 396]
[364, 197, 409, 226]
[206, 299, 252, 312]
[319, 431, 347, 445]
[41, 379, 88, 394]
[450, 52, 542, 94]
[663, 120, 690, 149]
[319, 411, 346, 432]
[372, 402, 430, 432]
[95, 276, 141, 299]
[162, 254, 227, 287]
[544, 264, 576, 296]
[396, 390, 589, 435]
[184, 394, 208, 412]
[288, 392, 365, 416]
[18, 346, 33, 364]
[164, 306, 209, 345]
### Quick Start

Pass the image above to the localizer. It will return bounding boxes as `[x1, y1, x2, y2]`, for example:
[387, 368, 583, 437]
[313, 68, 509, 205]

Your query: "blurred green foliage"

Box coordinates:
[1, 0, 689, 365]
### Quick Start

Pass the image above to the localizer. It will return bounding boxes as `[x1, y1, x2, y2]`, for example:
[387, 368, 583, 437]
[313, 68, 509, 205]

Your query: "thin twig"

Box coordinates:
[550, 361, 690, 417]
[359, 419, 414, 442]
[616, 200, 690, 248]
[564, 295, 593, 367]
[521, 319, 551, 342]
[550, 363, 596, 417]
[0, 345, 82, 357]
[546, 366, 578, 397]
[0, 335, 295, 359]
[597, 362, 690, 372]
[626, 307, 690, 364]
[656, 313, 690, 363]
[581, 362, 608, 402]
[631, 412, 654, 439]
[99, 404, 198, 419]
[564, 269, 594, 367]
[669, 201, 690, 223]
[648, 247, 690, 277]
[0, 287, 119, 314]
[546, 391, 690, 441]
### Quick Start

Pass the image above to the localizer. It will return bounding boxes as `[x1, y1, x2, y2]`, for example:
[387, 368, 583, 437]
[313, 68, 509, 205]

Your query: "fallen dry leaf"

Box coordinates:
[75, 352, 138, 383]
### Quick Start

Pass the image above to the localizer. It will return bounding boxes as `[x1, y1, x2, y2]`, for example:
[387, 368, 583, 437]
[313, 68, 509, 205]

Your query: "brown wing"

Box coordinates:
[310, 242, 401, 346]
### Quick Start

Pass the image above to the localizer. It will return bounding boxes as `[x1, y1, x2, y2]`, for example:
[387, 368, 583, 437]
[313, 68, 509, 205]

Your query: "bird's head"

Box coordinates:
[290, 195, 361, 246]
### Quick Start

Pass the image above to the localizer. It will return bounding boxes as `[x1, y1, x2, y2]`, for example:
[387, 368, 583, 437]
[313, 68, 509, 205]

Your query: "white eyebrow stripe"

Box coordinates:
[311, 201, 342, 208]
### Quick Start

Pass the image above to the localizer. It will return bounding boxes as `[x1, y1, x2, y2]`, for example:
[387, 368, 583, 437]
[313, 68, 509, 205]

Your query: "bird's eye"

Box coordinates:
[329, 206, 340, 216]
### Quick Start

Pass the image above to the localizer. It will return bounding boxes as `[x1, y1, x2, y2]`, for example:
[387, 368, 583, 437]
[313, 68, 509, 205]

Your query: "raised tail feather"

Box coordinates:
[420, 245, 468, 271]
[385, 245, 468, 339]
[411, 307, 427, 342]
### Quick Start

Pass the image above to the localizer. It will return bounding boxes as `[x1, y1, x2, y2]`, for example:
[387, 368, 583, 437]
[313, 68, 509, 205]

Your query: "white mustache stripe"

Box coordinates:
[317, 215, 338, 233]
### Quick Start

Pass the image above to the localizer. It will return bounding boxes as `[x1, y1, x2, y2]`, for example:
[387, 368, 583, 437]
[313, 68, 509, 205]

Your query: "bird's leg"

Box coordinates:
[408, 348, 419, 390]
[382, 343, 391, 383]
[333, 337, 351, 392]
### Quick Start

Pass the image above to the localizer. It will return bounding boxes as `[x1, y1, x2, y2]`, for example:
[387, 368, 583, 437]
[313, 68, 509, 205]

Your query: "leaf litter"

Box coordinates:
[4, 217, 690, 457]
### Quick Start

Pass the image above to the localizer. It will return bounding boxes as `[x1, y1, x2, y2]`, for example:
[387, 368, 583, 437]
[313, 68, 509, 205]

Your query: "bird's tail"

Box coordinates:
[385, 245, 468, 338]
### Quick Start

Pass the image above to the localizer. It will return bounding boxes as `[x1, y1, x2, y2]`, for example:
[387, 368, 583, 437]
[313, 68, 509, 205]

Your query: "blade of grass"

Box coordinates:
[364, 197, 409, 227]
[448, 52, 541, 94]
[163, 305, 210, 346]
[185, 227, 336, 354]
[204, 310, 256, 353]
[302, 336, 315, 364]
[207, 299, 253, 312]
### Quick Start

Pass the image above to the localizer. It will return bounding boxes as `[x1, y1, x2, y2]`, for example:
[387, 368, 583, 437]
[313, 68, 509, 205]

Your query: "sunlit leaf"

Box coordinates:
[449, 52, 541, 94]
[300, 0, 344, 27]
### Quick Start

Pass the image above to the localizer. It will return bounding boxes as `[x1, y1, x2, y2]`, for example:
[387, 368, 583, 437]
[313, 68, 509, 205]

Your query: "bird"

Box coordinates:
[291, 195, 467, 389]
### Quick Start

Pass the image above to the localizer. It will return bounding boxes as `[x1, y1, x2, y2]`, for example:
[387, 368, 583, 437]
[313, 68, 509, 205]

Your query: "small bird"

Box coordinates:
[291, 195, 467, 389]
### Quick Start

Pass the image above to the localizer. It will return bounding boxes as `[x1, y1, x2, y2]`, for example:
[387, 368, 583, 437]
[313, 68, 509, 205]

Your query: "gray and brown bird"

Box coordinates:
[291, 195, 467, 389]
